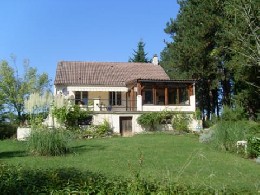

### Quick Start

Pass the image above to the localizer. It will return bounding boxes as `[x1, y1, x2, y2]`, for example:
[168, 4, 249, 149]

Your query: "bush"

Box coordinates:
[0, 124, 17, 139]
[246, 122, 260, 158]
[137, 112, 160, 131]
[27, 128, 71, 156]
[221, 105, 246, 121]
[171, 114, 191, 132]
[96, 119, 112, 136]
[52, 105, 92, 127]
[210, 120, 251, 152]
[247, 136, 260, 158]
[78, 120, 112, 138]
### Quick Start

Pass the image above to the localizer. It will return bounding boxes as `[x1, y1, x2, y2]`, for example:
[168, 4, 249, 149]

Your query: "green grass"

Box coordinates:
[0, 133, 260, 192]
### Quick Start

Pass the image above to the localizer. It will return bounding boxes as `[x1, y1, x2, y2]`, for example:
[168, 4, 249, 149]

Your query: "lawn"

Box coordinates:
[0, 133, 260, 192]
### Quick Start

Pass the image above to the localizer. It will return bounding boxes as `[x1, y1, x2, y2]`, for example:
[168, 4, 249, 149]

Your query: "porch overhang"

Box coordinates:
[136, 79, 196, 85]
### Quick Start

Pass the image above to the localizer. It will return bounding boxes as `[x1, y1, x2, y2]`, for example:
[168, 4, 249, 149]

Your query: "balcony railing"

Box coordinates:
[70, 97, 194, 113]
[74, 99, 137, 112]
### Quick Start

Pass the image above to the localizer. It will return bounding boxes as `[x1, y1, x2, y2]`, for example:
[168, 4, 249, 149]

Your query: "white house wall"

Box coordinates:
[92, 112, 199, 135]
[93, 113, 143, 134]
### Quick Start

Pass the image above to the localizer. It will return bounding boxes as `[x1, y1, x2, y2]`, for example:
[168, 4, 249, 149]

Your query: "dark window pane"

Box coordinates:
[144, 90, 153, 104]
[117, 92, 121, 105]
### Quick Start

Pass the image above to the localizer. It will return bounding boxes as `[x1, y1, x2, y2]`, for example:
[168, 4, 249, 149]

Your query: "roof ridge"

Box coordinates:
[59, 61, 153, 65]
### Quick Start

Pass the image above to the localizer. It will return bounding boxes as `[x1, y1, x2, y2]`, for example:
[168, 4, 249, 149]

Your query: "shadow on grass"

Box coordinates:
[0, 150, 27, 159]
[70, 144, 106, 154]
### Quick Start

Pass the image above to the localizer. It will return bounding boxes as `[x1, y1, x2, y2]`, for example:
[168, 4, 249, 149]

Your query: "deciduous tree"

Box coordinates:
[0, 60, 51, 123]
[224, 0, 260, 119]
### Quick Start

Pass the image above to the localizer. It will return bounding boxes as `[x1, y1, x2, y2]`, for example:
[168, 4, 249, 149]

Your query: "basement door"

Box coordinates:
[120, 117, 132, 136]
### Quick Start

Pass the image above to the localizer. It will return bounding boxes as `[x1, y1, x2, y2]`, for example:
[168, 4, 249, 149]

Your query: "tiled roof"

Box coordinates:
[54, 61, 170, 86]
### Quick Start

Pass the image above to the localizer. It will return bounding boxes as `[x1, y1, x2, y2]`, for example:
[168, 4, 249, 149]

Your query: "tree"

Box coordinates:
[0, 60, 51, 124]
[161, 0, 259, 120]
[129, 40, 149, 62]
[223, 0, 260, 119]
[160, 0, 227, 121]
[0, 92, 6, 123]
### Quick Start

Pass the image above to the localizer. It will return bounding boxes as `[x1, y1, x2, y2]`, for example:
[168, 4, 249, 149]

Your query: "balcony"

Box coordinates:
[71, 96, 195, 113]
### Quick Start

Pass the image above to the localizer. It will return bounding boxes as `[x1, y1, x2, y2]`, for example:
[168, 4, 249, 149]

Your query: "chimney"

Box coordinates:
[152, 54, 159, 65]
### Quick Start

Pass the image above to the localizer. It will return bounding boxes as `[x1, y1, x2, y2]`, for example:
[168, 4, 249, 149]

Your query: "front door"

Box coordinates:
[120, 117, 132, 136]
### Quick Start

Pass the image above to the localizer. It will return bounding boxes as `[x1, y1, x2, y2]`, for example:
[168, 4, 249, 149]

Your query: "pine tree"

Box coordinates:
[161, 0, 227, 121]
[129, 40, 149, 63]
[161, 0, 260, 120]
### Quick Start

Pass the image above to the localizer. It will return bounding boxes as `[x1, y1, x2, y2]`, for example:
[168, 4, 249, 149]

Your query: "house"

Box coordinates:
[54, 56, 197, 135]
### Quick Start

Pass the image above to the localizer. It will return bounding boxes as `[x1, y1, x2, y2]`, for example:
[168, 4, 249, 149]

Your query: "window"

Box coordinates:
[109, 92, 121, 106]
[144, 90, 153, 104]
[179, 88, 189, 105]
[168, 87, 189, 105]
[75, 91, 88, 105]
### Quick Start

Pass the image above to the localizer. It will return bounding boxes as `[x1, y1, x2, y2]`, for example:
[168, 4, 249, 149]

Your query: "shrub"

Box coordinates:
[171, 114, 191, 132]
[221, 105, 246, 121]
[0, 123, 17, 139]
[137, 112, 160, 131]
[247, 136, 260, 158]
[210, 120, 249, 152]
[96, 119, 112, 136]
[27, 128, 71, 156]
[52, 105, 92, 127]
[77, 120, 112, 139]
[246, 122, 260, 158]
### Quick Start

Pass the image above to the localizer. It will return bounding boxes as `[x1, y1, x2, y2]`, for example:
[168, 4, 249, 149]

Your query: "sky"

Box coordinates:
[0, 0, 179, 83]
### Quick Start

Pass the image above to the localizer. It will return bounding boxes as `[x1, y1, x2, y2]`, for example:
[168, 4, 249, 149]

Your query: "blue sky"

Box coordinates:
[0, 0, 179, 82]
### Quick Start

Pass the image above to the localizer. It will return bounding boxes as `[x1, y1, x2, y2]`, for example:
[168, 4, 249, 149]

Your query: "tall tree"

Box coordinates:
[224, 0, 260, 119]
[161, 0, 259, 120]
[129, 40, 149, 62]
[0, 60, 51, 123]
[161, 0, 227, 121]
[0, 92, 5, 123]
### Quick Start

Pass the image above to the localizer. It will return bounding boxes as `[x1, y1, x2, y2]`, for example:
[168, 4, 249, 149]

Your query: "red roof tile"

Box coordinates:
[54, 61, 170, 86]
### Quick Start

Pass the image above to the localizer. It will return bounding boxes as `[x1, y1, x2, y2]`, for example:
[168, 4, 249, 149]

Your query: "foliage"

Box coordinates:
[203, 114, 218, 128]
[246, 122, 260, 158]
[23, 92, 53, 128]
[79, 119, 112, 138]
[137, 112, 161, 131]
[224, 0, 260, 119]
[194, 108, 202, 120]
[0, 164, 247, 194]
[199, 129, 214, 143]
[160, 0, 259, 119]
[24, 92, 52, 115]
[129, 40, 149, 62]
[247, 136, 260, 158]
[210, 120, 249, 152]
[161, 0, 226, 119]
[209, 105, 260, 155]
[27, 128, 71, 156]
[0, 123, 17, 140]
[52, 104, 92, 127]
[0, 60, 51, 123]
[221, 105, 246, 121]
[171, 114, 191, 132]
[137, 111, 192, 132]
[95, 119, 112, 136]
